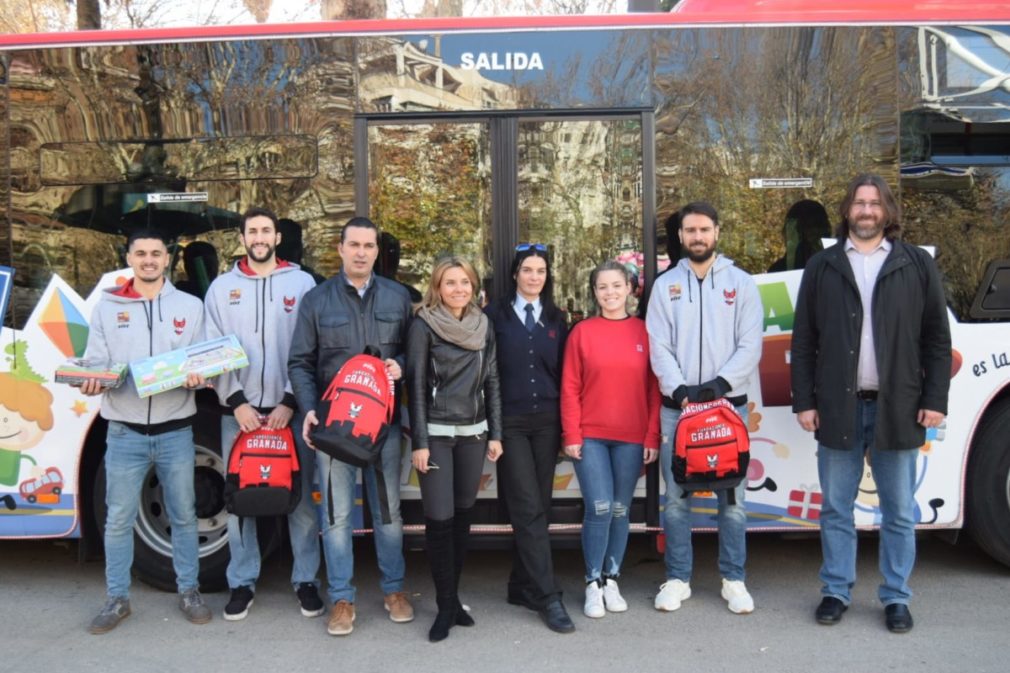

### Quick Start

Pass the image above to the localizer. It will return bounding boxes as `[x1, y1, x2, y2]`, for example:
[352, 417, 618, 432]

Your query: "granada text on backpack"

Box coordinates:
[673, 398, 750, 504]
[224, 425, 302, 517]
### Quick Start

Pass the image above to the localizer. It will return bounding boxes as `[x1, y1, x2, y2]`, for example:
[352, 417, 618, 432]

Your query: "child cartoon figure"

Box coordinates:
[0, 343, 54, 510]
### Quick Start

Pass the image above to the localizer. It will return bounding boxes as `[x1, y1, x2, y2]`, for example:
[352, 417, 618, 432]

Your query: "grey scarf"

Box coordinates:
[418, 303, 488, 351]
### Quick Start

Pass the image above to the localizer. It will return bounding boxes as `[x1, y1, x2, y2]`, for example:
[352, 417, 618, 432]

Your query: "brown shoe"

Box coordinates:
[384, 591, 415, 623]
[326, 600, 355, 636]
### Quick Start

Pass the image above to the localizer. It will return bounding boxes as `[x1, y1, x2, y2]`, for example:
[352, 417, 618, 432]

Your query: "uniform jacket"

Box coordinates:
[204, 258, 316, 412]
[790, 238, 951, 450]
[405, 315, 503, 450]
[287, 272, 412, 416]
[485, 300, 567, 417]
[84, 278, 204, 426]
[646, 255, 764, 401]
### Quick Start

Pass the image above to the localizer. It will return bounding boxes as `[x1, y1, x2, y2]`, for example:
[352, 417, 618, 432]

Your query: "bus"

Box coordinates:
[3, 0, 1010, 591]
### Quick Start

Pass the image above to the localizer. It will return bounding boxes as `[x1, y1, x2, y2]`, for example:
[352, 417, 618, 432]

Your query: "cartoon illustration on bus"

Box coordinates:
[0, 344, 55, 512]
[19, 466, 64, 505]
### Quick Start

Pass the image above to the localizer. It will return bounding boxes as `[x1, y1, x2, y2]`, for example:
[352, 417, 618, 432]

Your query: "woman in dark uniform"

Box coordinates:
[486, 244, 574, 634]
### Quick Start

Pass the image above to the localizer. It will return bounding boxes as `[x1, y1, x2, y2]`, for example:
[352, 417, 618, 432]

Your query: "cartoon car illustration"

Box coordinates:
[19, 467, 64, 504]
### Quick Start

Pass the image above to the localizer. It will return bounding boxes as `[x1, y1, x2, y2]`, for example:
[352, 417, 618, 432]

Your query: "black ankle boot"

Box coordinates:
[429, 606, 456, 642]
[452, 507, 475, 626]
[425, 518, 457, 642]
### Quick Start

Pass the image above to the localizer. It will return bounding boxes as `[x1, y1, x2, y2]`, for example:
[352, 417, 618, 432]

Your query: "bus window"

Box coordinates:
[368, 122, 493, 295]
[518, 118, 644, 319]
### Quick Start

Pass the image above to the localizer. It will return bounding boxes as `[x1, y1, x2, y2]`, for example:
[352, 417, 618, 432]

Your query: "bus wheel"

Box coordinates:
[967, 398, 1010, 567]
[93, 424, 231, 592]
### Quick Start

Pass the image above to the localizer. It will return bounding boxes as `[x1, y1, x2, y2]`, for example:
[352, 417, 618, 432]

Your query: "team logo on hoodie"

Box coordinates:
[116, 311, 130, 328]
[283, 296, 296, 313]
[723, 289, 736, 306]
[669, 283, 682, 301]
[229, 289, 242, 305]
[173, 317, 186, 335]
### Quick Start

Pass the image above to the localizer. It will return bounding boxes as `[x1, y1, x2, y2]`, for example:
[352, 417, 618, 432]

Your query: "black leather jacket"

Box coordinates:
[406, 316, 503, 450]
[288, 272, 412, 415]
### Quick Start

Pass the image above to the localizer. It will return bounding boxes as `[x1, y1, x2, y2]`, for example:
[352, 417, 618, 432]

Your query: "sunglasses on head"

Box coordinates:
[515, 243, 547, 252]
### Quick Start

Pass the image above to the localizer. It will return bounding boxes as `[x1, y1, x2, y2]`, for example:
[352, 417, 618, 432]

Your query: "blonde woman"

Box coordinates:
[406, 256, 503, 642]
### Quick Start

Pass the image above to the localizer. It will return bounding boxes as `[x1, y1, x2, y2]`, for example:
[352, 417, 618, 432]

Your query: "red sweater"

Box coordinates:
[561, 316, 661, 448]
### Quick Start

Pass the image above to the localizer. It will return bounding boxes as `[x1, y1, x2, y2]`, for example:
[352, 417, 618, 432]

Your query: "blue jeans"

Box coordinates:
[659, 405, 749, 582]
[103, 422, 199, 599]
[571, 438, 643, 583]
[317, 427, 405, 603]
[818, 399, 918, 606]
[222, 414, 321, 591]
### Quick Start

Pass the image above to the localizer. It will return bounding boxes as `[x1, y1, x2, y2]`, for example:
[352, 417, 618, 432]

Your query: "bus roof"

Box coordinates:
[1, 0, 1009, 51]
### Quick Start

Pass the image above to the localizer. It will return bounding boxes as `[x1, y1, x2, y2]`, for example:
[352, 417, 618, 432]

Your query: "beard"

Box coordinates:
[850, 216, 884, 241]
[246, 243, 276, 263]
[685, 243, 716, 263]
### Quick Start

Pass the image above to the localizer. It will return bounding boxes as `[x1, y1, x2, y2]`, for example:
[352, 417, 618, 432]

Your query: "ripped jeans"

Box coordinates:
[571, 438, 644, 583]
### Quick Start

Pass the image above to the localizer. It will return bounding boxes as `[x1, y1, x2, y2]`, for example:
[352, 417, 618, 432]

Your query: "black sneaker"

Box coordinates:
[223, 586, 254, 621]
[296, 582, 325, 618]
[89, 596, 131, 634]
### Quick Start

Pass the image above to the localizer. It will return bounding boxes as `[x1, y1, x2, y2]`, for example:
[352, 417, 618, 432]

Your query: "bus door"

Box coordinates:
[356, 111, 659, 529]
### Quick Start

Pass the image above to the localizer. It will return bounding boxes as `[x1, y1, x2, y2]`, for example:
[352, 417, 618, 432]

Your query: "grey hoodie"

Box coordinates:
[203, 258, 316, 411]
[84, 278, 205, 425]
[646, 255, 763, 400]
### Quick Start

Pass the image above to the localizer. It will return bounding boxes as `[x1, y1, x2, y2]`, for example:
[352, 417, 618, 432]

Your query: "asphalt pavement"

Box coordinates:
[2, 532, 1007, 673]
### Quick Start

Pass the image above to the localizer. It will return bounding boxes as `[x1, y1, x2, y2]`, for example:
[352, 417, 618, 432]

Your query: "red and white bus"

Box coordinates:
[3, 0, 1010, 590]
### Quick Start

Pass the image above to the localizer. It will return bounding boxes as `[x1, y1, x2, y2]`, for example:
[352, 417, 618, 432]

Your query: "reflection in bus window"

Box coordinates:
[518, 119, 643, 321]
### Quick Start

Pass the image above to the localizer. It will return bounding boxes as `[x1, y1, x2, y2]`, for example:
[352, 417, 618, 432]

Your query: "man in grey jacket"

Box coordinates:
[646, 201, 763, 616]
[80, 229, 212, 634]
[204, 207, 322, 622]
[288, 217, 414, 636]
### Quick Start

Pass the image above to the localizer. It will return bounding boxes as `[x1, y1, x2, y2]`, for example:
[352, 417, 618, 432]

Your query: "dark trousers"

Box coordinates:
[498, 411, 562, 606]
[418, 434, 486, 521]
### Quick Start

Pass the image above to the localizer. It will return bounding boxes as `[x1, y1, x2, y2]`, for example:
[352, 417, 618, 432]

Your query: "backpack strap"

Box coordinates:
[326, 454, 336, 528]
[324, 452, 393, 527]
[373, 463, 393, 526]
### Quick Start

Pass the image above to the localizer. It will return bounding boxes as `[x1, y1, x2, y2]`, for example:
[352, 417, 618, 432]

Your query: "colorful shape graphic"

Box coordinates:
[39, 289, 89, 357]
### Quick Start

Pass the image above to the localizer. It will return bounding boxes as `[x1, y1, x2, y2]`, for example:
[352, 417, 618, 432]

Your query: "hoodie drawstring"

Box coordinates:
[254, 278, 262, 334]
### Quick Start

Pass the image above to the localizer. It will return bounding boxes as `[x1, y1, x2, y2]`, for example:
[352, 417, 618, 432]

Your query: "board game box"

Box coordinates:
[130, 334, 249, 398]
[55, 359, 128, 388]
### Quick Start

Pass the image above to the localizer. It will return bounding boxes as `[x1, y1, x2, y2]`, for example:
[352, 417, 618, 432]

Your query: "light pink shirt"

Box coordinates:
[845, 237, 892, 391]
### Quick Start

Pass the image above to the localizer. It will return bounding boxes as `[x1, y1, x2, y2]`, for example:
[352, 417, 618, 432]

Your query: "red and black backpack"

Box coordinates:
[312, 348, 396, 524]
[673, 398, 750, 503]
[224, 425, 301, 517]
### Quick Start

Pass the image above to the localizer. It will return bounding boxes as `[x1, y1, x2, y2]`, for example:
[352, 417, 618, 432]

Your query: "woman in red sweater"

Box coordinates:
[562, 260, 660, 619]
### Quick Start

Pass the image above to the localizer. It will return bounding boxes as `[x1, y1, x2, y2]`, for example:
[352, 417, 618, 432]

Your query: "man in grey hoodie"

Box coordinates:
[204, 207, 322, 622]
[645, 201, 764, 616]
[80, 229, 213, 634]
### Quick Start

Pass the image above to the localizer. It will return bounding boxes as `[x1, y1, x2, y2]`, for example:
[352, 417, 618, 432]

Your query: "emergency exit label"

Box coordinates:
[749, 178, 813, 189]
[147, 192, 208, 203]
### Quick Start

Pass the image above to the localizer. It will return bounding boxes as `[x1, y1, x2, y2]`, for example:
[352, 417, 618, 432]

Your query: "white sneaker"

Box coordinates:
[602, 578, 628, 612]
[654, 579, 692, 611]
[584, 581, 605, 619]
[721, 579, 755, 614]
